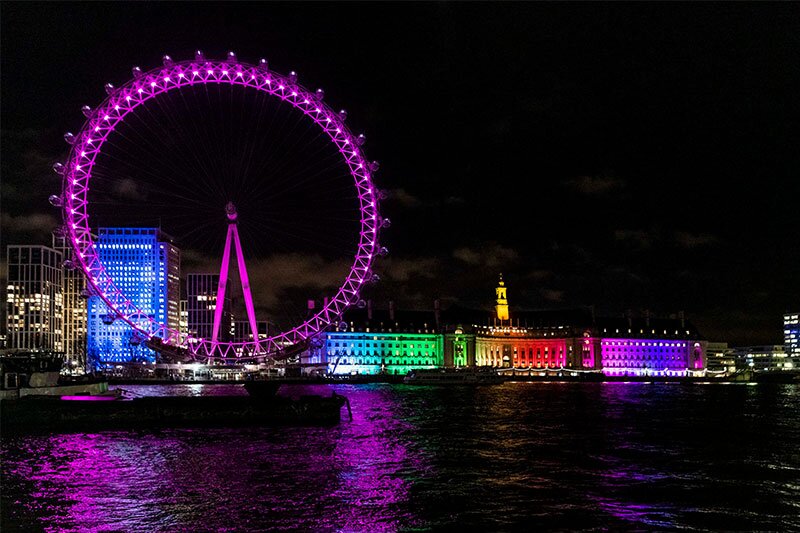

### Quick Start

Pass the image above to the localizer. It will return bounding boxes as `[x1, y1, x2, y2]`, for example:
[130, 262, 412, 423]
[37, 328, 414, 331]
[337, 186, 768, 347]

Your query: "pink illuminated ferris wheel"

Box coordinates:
[53, 51, 388, 362]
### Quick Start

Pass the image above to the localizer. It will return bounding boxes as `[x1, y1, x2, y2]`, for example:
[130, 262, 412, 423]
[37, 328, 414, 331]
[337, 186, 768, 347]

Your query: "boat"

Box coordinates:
[242, 380, 282, 398]
[0, 352, 110, 401]
[403, 366, 505, 385]
[0, 392, 349, 434]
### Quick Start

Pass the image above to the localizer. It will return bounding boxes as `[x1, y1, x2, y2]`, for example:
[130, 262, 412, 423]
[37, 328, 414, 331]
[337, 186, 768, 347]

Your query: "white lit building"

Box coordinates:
[53, 234, 88, 367]
[180, 299, 188, 335]
[705, 342, 736, 373]
[5, 245, 63, 352]
[784, 313, 799, 358]
[731, 345, 795, 371]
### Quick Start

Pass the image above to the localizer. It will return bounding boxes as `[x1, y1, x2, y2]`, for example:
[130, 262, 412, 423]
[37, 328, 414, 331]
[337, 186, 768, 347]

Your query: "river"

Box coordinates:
[2, 382, 799, 531]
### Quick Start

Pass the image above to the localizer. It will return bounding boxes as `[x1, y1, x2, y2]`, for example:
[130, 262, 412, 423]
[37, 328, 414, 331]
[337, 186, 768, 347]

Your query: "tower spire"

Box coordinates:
[495, 273, 509, 323]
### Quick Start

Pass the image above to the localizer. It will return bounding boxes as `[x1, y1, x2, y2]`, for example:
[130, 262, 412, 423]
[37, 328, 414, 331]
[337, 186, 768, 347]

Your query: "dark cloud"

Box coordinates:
[377, 256, 441, 283]
[614, 229, 653, 249]
[453, 243, 518, 268]
[1, 129, 62, 205]
[564, 175, 625, 196]
[674, 232, 718, 249]
[444, 195, 466, 206]
[387, 188, 422, 208]
[112, 178, 147, 201]
[526, 269, 553, 282]
[540, 288, 565, 303]
[1, 212, 58, 242]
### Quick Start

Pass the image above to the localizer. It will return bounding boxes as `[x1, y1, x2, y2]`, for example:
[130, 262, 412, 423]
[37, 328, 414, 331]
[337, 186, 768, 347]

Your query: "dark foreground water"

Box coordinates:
[2, 383, 799, 531]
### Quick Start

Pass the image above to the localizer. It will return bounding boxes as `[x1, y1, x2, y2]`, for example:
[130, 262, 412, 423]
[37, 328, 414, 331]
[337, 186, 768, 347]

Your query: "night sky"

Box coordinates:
[2, 3, 798, 345]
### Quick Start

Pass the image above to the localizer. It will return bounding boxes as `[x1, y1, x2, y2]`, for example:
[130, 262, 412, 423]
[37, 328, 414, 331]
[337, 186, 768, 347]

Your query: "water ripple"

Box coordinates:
[2, 383, 799, 530]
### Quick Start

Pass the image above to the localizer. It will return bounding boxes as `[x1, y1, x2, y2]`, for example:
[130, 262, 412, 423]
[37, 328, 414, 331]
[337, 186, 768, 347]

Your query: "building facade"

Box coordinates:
[87, 228, 180, 365]
[704, 342, 736, 373]
[232, 320, 270, 343]
[52, 234, 88, 366]
[322, 308, 444, 375]
[731, 345, 795, 371]
[5, 245, 63, 352]
[186, 273, 232, 344]
[785, 313, 799, 358]
[315, 276, 707, 376]
[179, 299, 188, 335]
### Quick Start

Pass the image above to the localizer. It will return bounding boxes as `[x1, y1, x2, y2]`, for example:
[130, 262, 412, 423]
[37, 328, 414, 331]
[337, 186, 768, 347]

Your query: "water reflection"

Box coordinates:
[2, 383, 799, 530]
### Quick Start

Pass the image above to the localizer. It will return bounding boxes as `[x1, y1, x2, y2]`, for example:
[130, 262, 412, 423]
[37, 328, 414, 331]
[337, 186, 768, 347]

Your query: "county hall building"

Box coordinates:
[315, 275, 706, 377]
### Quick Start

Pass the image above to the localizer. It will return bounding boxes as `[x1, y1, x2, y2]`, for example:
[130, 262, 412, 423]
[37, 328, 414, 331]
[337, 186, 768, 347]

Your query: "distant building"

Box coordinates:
[705, 342, 736, 373]
[232, 320, 270, 343]
[471, 278, 705, 376]
[785, 313, 799, 358]
[318, 276, 707, 377]
[186, 273, 232, 344]
[5, 245, 63, 352]
[87, 228, 180, 366]
[179, 299, 188, 335]
[52, 234, 88, 367]
[323, 302, 444, 376]
[731, 345, 795, 372]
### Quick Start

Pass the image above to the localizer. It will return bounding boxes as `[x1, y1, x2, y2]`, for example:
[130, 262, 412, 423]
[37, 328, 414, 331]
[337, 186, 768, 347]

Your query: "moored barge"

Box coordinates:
[1, 392, 348, 434]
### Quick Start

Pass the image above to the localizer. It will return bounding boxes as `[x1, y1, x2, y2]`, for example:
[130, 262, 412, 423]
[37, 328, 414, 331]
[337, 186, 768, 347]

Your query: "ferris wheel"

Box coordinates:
[51, 51, 388, 362]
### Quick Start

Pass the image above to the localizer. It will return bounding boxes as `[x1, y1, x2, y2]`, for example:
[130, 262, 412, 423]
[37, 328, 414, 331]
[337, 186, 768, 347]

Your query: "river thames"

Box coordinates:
[2, 382, 799, 531]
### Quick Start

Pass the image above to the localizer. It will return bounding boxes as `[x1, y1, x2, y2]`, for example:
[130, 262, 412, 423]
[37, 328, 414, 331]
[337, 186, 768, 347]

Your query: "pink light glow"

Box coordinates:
[60, 395, 119, 401]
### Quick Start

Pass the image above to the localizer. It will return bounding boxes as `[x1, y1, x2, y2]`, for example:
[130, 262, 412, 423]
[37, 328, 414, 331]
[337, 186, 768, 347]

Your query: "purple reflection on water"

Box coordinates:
[1, 384, 431, 531]
[2, 383, 799, 530]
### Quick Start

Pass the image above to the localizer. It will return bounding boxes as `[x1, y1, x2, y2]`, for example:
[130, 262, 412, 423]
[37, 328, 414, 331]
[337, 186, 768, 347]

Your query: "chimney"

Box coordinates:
[679, 310, 685, 329]
[307, 299, 316, 311]
[389, 300, 395, 321]
[434, 299, 441, 329]
[367, 299, 373, 320]
[644, 309, 650, 327]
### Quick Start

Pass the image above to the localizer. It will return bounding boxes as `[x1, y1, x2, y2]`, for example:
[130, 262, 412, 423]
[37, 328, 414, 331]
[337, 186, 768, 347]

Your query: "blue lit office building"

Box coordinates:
[87, 228, 180, 366]
[785, 313, 799, 358]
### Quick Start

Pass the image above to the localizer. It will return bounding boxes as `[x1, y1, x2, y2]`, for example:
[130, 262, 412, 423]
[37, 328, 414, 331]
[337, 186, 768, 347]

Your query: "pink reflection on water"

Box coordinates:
[60, 395, 118, 401]
[3, 384, 431, 531]
[17, 432, 177, 531]
[284, 384, 427, 530]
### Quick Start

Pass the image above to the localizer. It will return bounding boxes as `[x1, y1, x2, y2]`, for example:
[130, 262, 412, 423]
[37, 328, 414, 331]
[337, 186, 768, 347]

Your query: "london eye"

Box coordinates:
[51, 51, 387, 362]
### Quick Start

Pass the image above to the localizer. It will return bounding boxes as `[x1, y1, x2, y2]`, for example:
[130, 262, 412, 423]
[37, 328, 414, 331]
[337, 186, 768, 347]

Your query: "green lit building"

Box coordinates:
[324, 304, 444, 375]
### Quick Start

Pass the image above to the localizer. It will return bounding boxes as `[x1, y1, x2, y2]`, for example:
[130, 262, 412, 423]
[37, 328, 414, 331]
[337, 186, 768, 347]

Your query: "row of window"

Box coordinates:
[329, 350, 436, 357]
[603, 355, 686, 361]
[336, 358, 437, 366]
